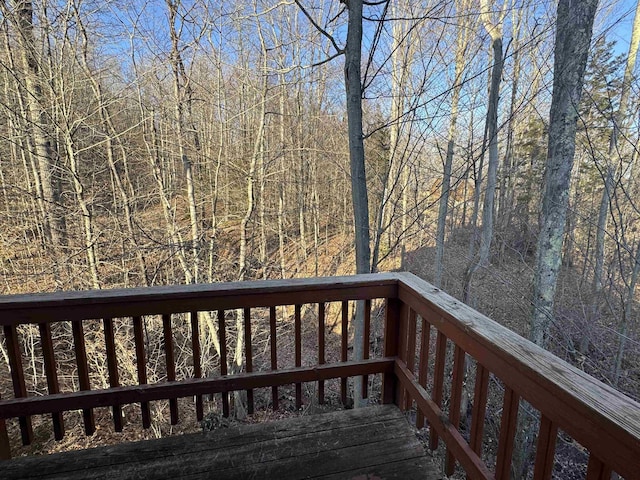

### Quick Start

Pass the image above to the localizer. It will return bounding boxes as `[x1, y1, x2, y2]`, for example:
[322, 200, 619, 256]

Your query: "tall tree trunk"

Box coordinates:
[463, 0, 506, 303]
[344, 0, 370, 407]
[585, 2, 640, 354]
[435, 0, 469, 287]
[167, 0, 200, 283]
[477, 1, 505, 267]
[531, 0, 598, 347]
[12, 0, 65, 284]
[612, 241, 640, 386]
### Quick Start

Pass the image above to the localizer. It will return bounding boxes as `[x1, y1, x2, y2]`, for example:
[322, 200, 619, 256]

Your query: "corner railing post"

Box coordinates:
[382, 296, 401, 404]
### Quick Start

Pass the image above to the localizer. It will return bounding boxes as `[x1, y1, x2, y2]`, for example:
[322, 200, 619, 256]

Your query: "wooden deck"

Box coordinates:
[3, 405, 438, 479]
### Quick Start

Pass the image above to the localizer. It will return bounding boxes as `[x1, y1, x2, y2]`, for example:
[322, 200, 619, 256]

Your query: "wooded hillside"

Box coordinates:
[0, 0, 638, 437]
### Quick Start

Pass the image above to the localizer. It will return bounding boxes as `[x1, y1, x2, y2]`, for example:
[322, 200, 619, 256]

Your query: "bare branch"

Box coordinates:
[294, 0, 343, 54]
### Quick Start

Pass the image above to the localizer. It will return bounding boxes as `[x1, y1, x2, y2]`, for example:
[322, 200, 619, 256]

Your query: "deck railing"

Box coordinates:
[0, 273, 638, 479]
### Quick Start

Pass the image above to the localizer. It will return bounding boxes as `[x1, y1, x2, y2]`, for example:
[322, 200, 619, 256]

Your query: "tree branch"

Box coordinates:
[294, 0, 343, 54]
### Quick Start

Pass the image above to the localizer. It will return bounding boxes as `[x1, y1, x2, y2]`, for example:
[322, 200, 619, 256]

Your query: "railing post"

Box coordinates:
[382, 297, 401, 404]
[0, 393, 10, 460]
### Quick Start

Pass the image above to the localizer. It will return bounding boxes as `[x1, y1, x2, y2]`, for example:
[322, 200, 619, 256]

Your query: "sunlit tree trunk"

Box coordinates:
[531, 0, 598, 346]
[435, 0, 470, 287]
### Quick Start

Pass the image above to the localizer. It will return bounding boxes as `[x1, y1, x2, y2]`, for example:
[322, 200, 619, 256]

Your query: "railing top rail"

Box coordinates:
[396, 272, 640, 478]
[0, 274, 398, 325]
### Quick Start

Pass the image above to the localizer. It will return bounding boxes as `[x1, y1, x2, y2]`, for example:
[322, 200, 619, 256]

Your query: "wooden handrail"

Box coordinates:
[396, 272, 640, 479]
[0, 274, 398, 324]
[0, 273, 638, 479]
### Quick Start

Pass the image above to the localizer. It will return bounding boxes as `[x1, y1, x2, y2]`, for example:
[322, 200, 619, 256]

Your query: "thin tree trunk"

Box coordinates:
[11, 0, 65, 285]
[344, 0, 371, 407]
[612, 241, 640, 386]
[167, 0, 200, 283]
[435, 0, 469, 287]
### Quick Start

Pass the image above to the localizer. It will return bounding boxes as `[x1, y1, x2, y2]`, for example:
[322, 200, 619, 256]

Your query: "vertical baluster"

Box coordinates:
[133, 316, 151, 429]
[294, 304, 302, 410]
[416, 317, 431, 428]
[533, 415, 557, 480]
[396, 302, 409, 408]
[341, 301, 348, 405]
[382, 298, 401, 404]
[71, 320, 95, 435]
[362, 299, 371, 399]
[39, 322, 64, 440]
[190, 311, 203, 421]
[162, 314, 178, 425]
[0, 392, 10, 459]
[469, 363, 489, 459]
[446, 345, 466, 476]
[585, 455, 612, 480]
[103, 318, 123, 431]
[429, 330, 447, 450]
[318, 302, 325, 404]
[244, 307, 254, 414]
[269, 306, 278, 410]
[218, 309, 229, 417]
[3, 325, 33, 444]
[403, 308, 417, 411]
[495, 387, 520, 480]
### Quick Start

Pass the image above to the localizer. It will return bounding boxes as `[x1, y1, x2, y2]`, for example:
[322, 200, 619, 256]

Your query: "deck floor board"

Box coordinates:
[4, 405, 438, 479]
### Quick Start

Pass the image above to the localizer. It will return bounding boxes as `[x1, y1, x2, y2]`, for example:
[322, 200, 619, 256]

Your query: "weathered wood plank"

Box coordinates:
[3, 324, 33, 444]
[446, 344, 466, 476]
[294, 304, 302, 410]
[71, 320, 95, 435]
[102, 318, 123, 432]
[398, 273, 640, 479]
[318, 302, 325, 404]
[362, 298, 371, 398]
[243, 307, 254, 414]
[194, 435, 426, 480]
[382, 297, 401, 404]
[189, 311, 203, 421]
[0, 274, 399, 325]
[0, 392, 10, 459]
[416, 316, 431, 429]
[3, 405, 434, 480]
[218, 309, 229, 417]
[38, 322, 64, 440]
[3, 406, 403, 477]
[429, 329, 447, 450]
[341, 300, 348, 405]
[469, 363, 489, 457]
[495, 387, 519, 480]
[269, 305, 278, 410]
[132, 316, 150, 429]
[395, 359, 494, 480]
[319, 457, 432, 480]
[162, 314, 178, 425]
[0, 359, 394, 418]
[533, 415, 557, 480]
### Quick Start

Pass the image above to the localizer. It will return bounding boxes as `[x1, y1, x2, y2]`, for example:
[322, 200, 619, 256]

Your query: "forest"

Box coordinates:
[0, 0, 639, 472]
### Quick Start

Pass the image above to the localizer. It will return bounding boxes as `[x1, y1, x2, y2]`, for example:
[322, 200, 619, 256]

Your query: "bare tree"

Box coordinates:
[434, 0, 471, 287]
[531, 0, 599, 346]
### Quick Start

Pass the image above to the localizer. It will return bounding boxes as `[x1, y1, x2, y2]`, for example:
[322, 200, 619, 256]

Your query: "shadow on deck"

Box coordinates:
[3, 405, 436, 480]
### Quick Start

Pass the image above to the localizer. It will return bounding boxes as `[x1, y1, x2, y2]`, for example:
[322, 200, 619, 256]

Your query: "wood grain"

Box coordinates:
[0, 359, 394, 418]
[0, 274, 398, 325]
[102, 318, 122, 431]
[398, 272, 640, 479]
[3, 405, 436, 480]
[71, 320, 95, 435]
